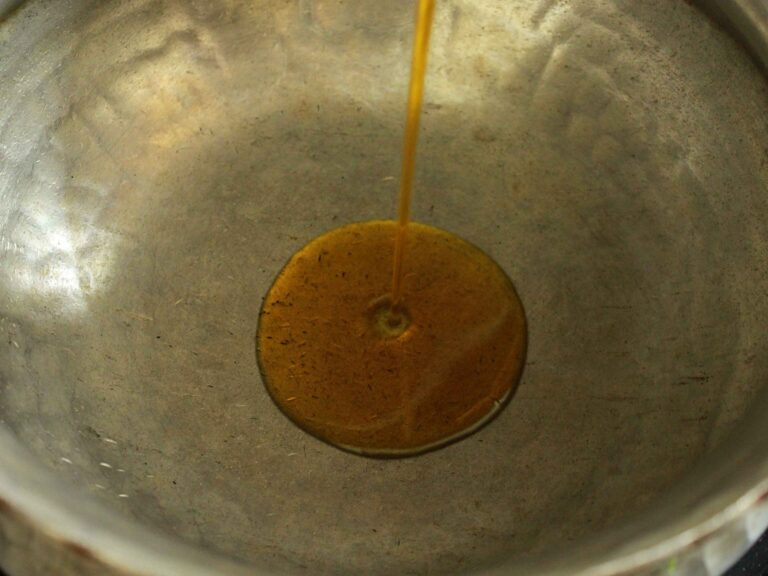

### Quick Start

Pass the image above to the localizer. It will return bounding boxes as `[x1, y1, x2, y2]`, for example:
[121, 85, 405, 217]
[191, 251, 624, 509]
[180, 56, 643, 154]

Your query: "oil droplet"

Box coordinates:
[257, 220, 526, 456]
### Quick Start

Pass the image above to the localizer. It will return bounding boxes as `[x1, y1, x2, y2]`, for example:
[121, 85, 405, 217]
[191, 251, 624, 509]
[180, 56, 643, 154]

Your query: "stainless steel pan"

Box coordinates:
[1, 1, 768, 574]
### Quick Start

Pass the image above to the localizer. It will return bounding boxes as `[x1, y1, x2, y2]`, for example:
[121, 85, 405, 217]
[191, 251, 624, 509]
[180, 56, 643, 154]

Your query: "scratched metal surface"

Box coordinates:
[1, 0, 768, 575]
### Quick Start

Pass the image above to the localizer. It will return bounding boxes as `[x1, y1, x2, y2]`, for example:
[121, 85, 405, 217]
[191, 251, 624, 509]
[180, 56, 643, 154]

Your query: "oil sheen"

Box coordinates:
[256, 0, 527, 455]
[257, 221, 526, 455]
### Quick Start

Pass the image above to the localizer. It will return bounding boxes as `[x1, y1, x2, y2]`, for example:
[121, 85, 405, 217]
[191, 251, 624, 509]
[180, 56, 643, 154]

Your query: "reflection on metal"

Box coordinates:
[1, 1, 768, 575]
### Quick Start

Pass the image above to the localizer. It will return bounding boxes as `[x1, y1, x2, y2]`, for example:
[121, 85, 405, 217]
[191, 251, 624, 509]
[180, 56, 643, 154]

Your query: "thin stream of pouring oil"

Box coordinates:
[390, 0, 436, 306]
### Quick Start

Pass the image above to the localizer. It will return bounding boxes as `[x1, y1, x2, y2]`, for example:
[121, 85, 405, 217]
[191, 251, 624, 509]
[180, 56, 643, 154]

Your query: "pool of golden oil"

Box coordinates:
[257, 0, 527, 456]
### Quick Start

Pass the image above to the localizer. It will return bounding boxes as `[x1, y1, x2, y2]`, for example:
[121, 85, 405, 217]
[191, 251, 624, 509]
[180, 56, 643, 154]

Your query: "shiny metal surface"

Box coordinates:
[700, 0, 768, 71]
[1, 0, 768, 575]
